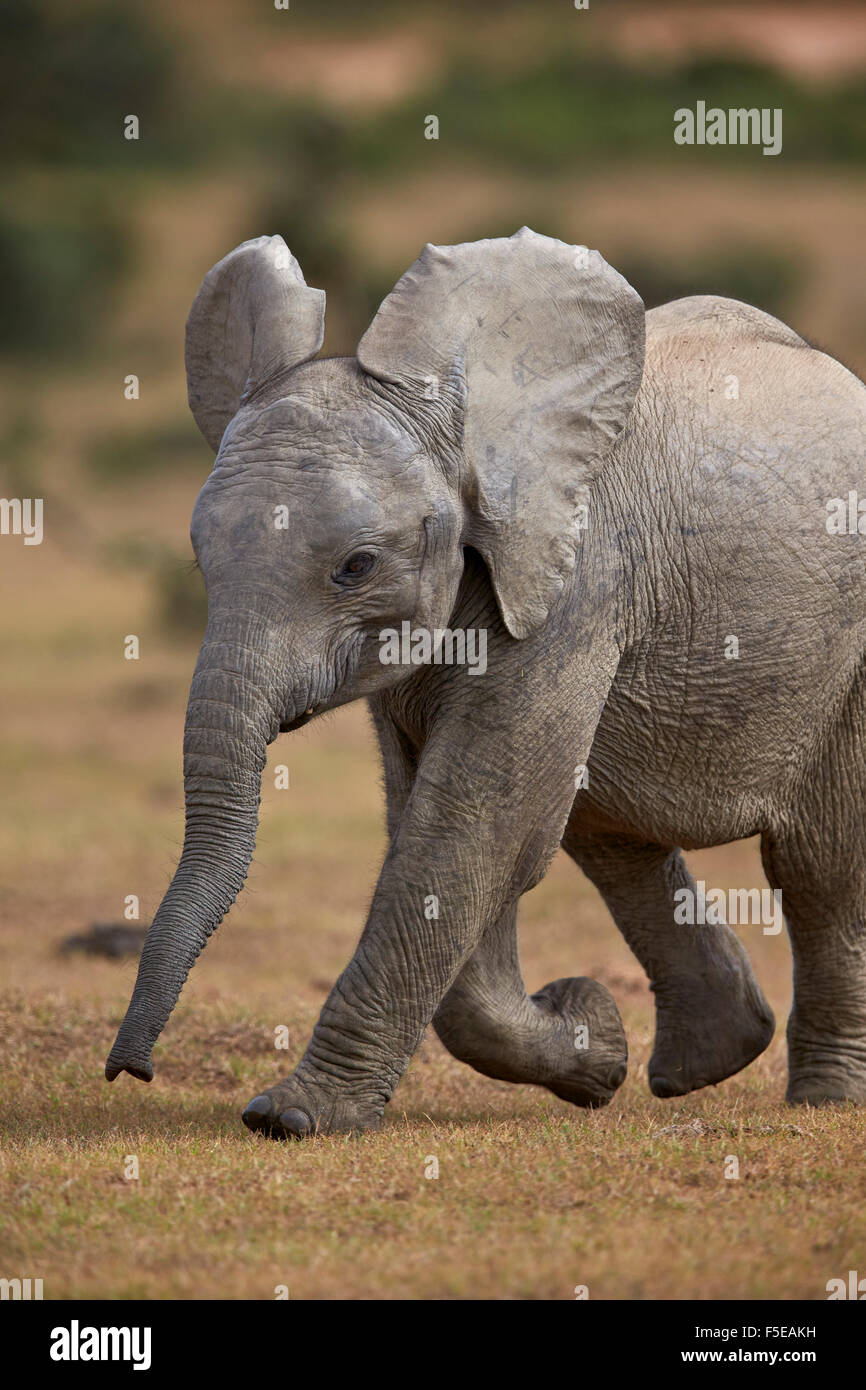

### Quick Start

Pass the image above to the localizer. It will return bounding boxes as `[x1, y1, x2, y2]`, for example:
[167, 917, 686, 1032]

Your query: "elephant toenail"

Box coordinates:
[649, 1074, 677, 1099]
[242, 1095, 273, 1129]
[279, 1108, 312, 1136]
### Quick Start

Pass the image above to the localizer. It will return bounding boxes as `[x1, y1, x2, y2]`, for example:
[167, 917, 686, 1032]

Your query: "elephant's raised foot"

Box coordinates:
[530, 976, 628, 1108]
[434, 974, 628, 1110]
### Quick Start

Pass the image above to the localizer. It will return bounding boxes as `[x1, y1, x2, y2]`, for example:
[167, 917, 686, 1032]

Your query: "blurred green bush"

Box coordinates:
[87, 421, 209, 484]
[0, 201, 131, 356]
[617, 244, 803, 317]
[345, 56, 866, 174]
[0, 0, 177, 165]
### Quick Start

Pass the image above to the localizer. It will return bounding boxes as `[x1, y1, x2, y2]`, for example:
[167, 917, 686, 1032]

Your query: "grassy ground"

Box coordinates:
[1, 533, 865, 1300]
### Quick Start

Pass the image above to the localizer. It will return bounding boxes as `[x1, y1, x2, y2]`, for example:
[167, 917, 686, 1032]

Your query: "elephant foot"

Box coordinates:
[242, 1073, 384, 1139]
[649, 965, 775, 1099]
[531, 977, 628, 1108]
[786, 1026, 866, 1105]
[434, 975, 628, 1110]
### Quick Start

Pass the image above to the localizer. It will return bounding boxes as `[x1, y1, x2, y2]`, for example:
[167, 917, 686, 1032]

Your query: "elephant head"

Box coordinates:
[106, 228, 644, 1083]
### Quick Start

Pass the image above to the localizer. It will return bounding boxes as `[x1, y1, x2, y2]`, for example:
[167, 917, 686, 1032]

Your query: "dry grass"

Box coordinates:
[2, 991, 864, 1300]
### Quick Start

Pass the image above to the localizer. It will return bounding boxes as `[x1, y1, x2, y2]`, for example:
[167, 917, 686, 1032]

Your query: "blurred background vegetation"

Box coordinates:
[2, 0, 866, 635]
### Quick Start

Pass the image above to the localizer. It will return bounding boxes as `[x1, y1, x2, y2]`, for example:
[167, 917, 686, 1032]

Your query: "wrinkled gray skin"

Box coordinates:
[106, 228, 866, 1137]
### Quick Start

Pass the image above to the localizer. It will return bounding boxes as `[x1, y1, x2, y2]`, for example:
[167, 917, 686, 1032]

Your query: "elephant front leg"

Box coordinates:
[242, 670, 615, 1137]
[432, 901, 627, 1107]
[243, 812, 562, 1137]
[242, 805, 507, 1137]
[369, 694, 626, 1108]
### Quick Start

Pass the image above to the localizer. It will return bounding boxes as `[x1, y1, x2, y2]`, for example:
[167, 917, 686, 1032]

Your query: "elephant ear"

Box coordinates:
[185, 235, 325, 452]
[358, 228, 645, 638]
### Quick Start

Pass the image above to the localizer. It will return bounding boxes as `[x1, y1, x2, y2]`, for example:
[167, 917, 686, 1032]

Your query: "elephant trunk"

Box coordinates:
[106, 617, 281, 1082]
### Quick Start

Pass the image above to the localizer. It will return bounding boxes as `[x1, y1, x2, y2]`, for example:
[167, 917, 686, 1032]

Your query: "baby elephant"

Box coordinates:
[107, 228, 866, 1136]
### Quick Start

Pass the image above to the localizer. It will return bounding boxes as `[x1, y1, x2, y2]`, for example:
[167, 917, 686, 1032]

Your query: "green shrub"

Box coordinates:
[0, 204, 131, 356]
[617, 245, 803, 318]
[87, 421, 209, 483]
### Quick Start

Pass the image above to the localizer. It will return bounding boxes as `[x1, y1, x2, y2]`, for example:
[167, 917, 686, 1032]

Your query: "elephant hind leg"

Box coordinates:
[432, 901, 628, 1109]
[761, 813, 866, 1106]
[562, 831, 775, 1098]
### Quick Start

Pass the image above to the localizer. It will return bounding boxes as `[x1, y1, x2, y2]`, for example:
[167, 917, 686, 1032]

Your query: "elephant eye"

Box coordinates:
[334, 551, 377, 585]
